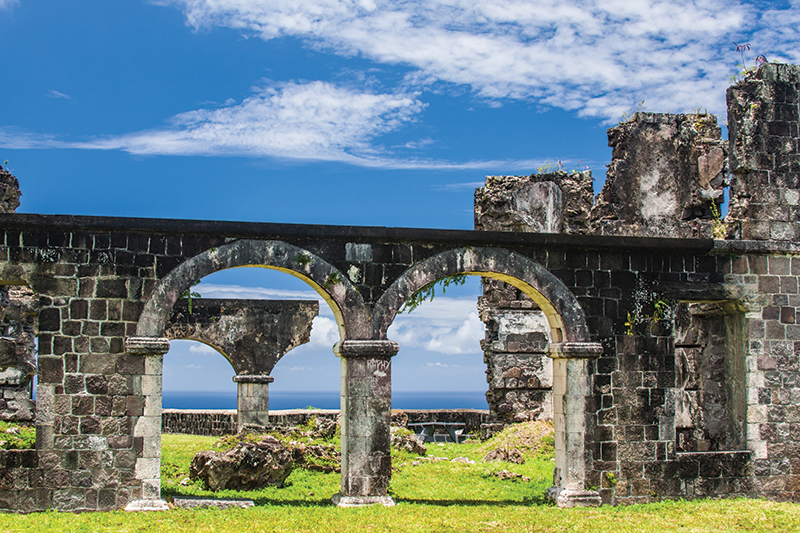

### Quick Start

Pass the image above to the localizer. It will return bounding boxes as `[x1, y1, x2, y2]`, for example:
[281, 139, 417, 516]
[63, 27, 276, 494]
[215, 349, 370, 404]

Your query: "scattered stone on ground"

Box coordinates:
[190, 435, 293, 491]
[482, 447, 525, 464]
[493, 469, 530, 482]
[450, 457, 476, 464]
[289, 442, 340, 473]
[390, 426, 427, 455]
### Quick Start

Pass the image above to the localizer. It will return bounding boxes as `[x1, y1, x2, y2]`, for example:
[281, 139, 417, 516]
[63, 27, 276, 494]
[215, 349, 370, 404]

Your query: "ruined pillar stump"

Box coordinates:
[332, 340, 398, 507]
[233, 374, 274, 430]
[549, 342, 603, 508]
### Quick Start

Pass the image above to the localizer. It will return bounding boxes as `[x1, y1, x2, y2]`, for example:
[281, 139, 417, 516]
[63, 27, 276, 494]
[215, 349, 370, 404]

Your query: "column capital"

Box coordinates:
[549, 342, 603, 359]
[233, 374, 275, 384]
[125, 336, 170, 355]
[334, 340, 399, 358]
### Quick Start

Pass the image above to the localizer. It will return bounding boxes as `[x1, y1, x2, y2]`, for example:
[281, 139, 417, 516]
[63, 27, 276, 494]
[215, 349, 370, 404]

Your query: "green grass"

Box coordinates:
[0, 432, 798, 532]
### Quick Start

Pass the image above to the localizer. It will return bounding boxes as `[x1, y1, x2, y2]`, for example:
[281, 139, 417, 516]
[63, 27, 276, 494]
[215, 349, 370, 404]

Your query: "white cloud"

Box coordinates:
[389, 298, 484, 355]
[75, 81, 425, 163]
[196, 282, 322, 301]
[188, 343, 216, 354]
[0, 0, 18, 10]
[46, 90, 73, 100]
[159, 0, 797, 120]
[3, 78, 549, 169]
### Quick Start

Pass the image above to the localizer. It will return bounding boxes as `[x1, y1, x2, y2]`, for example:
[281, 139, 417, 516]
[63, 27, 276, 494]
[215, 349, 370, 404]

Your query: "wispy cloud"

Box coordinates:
[159, 0, 796, 120]
[46, 90, 73, 100]
[0, 0, 18, 10]
[78, 81, 425, 162]
[0, 80, 552, 170]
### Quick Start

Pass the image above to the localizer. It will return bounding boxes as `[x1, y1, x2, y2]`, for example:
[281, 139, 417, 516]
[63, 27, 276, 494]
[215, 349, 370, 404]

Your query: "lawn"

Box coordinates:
[0, 428, 798, 532]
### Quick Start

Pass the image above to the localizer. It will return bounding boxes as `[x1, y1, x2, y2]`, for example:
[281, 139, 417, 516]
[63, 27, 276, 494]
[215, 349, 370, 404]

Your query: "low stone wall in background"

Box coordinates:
[162, 408, 492, 436]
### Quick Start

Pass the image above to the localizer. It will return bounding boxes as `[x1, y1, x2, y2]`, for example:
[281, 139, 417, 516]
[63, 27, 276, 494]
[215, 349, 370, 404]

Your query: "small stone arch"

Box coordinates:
[372, 246, 602, 507]
[136, 239, 368, 340]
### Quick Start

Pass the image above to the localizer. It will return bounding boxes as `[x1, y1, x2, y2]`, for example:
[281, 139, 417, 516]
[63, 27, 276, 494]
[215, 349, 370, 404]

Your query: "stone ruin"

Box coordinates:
[0, 63, 799, 511]
[473, 63, 798, 440]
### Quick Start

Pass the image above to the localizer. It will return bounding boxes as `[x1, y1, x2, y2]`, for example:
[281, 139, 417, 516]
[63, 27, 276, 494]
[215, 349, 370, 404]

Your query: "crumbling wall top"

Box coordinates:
[0, 164, 20, 214]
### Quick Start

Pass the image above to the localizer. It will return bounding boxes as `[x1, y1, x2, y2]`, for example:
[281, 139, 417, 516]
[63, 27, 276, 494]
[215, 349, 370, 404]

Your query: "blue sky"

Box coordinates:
[3, 0, 798, 401]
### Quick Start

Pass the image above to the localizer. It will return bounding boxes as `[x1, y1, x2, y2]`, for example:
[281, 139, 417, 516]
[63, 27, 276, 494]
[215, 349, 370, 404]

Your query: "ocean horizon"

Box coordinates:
[162, 390, 489, 410]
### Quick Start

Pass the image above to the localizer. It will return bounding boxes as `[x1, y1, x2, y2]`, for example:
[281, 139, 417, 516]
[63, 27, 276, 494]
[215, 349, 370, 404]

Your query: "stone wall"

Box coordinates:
[0, 286, 37, 421]
[590, 112, 727, 238]
[162, 408, 491, 436]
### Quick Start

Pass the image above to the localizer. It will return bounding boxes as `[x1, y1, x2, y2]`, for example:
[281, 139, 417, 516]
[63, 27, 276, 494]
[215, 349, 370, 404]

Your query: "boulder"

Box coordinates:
[190, 435, 293, 491]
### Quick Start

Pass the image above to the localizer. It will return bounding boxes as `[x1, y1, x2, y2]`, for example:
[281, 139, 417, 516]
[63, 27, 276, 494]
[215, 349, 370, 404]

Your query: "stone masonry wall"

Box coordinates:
[0, 286, 37, 422]
[590, 112, 727, 238]
[161, 408, 490, 436]
[728, 63, 800, 240]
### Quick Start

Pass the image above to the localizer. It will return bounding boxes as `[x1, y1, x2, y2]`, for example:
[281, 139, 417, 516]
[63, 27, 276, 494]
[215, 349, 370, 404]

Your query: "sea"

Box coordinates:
[162, 390, 489, 411]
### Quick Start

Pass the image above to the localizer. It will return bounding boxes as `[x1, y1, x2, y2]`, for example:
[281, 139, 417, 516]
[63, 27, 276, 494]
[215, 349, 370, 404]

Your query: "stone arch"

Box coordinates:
[372, 246, 589, 342]
[372, 246, 602, 507]
[136, 239, 368, 341]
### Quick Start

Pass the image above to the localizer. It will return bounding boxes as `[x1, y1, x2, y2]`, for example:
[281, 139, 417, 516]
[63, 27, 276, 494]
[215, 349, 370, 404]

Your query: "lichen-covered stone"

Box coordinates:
[590, 112, 727, 238]
[189, 436, 293, 491]
[0, 164, 20, 214]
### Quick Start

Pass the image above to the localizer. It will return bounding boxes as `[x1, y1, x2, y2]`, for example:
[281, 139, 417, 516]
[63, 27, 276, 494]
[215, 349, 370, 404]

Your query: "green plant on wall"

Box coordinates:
[401, 274, 467, 313]
[624, 294, 672, 336]
[710, 202, 728, 239]
[323, 272, 343, 289]
[180, 280, 202, 314]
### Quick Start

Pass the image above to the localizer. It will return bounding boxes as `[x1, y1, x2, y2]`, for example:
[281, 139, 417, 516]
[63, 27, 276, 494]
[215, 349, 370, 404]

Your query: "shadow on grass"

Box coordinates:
[163, 488, 553, 509]
[162, 488, 338, 507]
[393, 495, 553, 507]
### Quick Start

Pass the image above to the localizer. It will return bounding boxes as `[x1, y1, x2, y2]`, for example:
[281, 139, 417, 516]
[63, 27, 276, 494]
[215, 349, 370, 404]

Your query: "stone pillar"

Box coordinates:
[233, 374, 274, 431]
[727, 63, 800, 240]
[332, 339, 398, 507]
[548, 342, 603, 508]
[123, 337, 171, 512]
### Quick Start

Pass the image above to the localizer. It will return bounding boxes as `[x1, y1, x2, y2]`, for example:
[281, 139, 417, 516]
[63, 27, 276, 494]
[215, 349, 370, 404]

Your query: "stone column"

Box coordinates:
[233, 374, 274, 431]
[332, 339, 398, 507]
[123, 336, 171, 512]
[548, 341, 603, 508]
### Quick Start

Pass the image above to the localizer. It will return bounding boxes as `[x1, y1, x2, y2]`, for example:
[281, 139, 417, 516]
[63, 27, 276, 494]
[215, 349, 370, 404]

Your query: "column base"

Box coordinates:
[331, 494, 395, 507]
[549, 487, 602, 508]
[124, 499, 170, 512]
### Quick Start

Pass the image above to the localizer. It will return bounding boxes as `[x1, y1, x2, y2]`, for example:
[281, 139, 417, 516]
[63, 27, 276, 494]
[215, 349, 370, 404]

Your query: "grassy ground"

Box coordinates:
[1, 430, 799, 532]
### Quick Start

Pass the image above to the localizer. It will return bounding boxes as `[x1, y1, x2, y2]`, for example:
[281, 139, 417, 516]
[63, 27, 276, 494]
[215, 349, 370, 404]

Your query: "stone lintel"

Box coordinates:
[331, 493, 395, 507]
[334, 340, 399, 358]
[233, 374, 275, 384]
[124, 499, 170, 512]
[125, 336, 171, 355]
[549, 342, 603, 359]
[172, 497, 254, 510]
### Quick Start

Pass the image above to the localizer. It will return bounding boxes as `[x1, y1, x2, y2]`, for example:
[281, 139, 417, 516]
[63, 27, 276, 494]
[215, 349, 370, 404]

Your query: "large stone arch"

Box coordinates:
[372, 246, 589, 342]
[373, 247, 603, 507]
[126, 239, 367, 509]
[136, 239, 368, 340]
